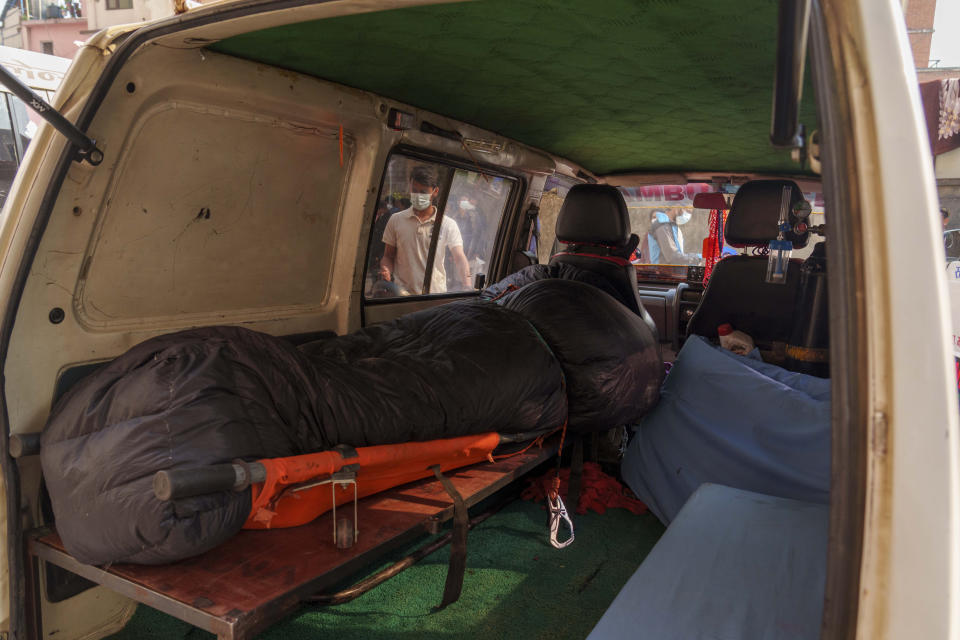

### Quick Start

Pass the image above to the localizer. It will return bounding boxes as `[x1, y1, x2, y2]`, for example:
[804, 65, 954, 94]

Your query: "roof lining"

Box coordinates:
[207, 0, 818, 176]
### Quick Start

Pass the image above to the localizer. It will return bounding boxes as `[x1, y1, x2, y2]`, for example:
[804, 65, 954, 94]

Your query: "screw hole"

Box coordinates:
[125, 82, 136, 94]
[49, 308, 65, 324]
[72, 206, 81, 216]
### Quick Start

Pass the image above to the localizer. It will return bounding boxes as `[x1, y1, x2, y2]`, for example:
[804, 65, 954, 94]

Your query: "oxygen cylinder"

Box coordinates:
[785, 242, 829, 377]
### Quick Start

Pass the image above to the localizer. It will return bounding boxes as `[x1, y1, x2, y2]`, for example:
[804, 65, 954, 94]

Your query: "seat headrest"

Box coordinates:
[556, 184, 631, 247]
[726, 180, 811, 249]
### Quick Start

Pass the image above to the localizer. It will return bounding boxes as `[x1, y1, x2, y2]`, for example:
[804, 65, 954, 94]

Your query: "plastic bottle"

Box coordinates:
[717, 323, 755, 355]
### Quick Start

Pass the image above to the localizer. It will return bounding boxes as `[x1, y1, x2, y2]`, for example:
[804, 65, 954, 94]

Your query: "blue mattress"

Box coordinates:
[622, 336, 831, 524]
[587, 483, 829, 640]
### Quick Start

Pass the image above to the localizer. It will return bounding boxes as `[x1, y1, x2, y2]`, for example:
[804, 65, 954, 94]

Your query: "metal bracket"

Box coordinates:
[329, 469, 359, 546]
[292, 468, 359, 547]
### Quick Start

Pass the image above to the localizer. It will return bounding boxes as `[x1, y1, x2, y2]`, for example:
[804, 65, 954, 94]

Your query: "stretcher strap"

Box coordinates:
[430, 465, 469, 610]
[567, 436, 584, 513]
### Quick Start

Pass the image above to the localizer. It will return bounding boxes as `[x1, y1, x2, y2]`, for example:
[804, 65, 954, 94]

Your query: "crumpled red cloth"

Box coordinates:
[521, 462, 648, 516]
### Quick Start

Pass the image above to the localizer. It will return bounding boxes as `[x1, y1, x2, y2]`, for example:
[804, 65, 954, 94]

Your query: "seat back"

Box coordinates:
[686, 255, 802, 347]
[686, 180, 811, 355]
[548, 184, 646, 317]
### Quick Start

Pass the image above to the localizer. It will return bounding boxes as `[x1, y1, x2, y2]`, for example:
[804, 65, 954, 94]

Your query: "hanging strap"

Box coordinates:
[430, 465, 469, 610]
[567, 436, 584, 513]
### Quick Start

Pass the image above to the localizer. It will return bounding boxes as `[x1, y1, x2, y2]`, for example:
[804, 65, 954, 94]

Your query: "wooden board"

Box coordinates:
[28, 444, 555, 640]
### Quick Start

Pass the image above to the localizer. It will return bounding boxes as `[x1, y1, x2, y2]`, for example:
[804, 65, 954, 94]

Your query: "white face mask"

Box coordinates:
[459, 199, 476, 210]
[410, 192, 433, 211]
[675, 211, 692, 225]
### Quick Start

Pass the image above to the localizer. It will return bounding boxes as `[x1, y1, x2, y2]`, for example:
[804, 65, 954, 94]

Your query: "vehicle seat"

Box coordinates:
[548, 184, 650, 321]
[686, 180, 810, 359]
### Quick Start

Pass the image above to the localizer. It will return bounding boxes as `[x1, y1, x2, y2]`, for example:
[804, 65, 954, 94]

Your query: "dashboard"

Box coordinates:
[636, 265, 706, 353]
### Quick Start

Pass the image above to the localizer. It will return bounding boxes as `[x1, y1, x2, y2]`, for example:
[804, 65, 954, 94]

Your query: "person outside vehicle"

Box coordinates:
[647, 207, 702, 265]
[943, 207, 960, 260]
[379, 165, 471, 295]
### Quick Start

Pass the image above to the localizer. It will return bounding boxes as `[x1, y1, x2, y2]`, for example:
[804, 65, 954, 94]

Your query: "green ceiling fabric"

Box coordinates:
[211, 0, 817, 176]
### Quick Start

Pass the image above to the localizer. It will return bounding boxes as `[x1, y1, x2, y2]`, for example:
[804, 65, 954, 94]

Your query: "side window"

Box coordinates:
[8, 95, 36, 160]
[446, 169, 510, 289]
[0, 94, 21, 210]
[535, 175, 578, 264]
[365, 155, 514, 299]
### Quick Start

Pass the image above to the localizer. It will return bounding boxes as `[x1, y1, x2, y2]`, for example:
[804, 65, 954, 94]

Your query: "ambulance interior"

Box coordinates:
[0, 1, 892, 639]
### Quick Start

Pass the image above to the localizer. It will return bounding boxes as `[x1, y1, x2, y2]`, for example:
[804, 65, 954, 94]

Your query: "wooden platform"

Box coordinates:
[27, 444, 555, 640]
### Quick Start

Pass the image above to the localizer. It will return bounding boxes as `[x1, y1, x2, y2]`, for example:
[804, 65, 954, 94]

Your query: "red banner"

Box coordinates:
[921, 79, 960, 156]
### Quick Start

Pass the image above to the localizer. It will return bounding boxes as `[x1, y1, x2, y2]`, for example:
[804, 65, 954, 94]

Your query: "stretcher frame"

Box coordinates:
[25, 443, 556, 640]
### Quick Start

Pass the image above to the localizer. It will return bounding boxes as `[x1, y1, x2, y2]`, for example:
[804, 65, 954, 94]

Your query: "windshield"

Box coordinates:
[618, 182, 825, 279]
[621, 184, 713, 267]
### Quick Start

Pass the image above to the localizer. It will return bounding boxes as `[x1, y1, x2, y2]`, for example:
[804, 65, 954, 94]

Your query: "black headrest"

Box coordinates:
[556, 184, 631, 247]
[726, 180, 811, 249]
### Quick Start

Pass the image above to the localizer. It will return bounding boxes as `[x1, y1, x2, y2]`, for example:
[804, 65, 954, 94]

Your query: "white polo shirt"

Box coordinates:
[382, 206, 463, 295]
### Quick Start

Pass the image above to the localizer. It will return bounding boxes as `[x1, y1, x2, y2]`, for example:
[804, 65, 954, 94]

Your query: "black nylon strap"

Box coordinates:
[568, 436, 584, 513]
[430, 465, 468, 609]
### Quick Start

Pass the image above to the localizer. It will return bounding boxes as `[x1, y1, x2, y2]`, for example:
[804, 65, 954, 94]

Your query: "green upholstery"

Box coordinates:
[211, 0, 817, 176]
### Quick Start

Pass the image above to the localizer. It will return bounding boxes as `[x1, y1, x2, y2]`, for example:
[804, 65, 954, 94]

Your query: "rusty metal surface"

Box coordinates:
[30, 444, 555, 640]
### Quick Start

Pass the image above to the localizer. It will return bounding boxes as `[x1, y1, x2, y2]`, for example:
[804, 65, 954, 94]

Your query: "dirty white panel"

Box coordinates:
[78, 101, 352, 327]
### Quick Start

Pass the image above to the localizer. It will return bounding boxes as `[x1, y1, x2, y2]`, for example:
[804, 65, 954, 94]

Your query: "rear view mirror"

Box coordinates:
[692, 192, 729, 210]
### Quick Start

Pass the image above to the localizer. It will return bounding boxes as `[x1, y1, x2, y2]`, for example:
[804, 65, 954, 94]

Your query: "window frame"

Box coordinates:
[105, 0, 132, 10]
[361, 146, 524, 308]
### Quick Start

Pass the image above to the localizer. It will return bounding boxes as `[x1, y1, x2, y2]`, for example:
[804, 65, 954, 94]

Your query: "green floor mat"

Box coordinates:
[106, 498, 664, 640]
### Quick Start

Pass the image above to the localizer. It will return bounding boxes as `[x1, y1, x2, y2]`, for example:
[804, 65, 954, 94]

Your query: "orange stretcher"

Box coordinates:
[244, 432, 502, 529]
[33, 442, 557, 640]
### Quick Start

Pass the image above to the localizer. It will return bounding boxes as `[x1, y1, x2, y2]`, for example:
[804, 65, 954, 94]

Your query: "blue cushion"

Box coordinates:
[587, 484, 828, 640]
[622, 336, 830, 524]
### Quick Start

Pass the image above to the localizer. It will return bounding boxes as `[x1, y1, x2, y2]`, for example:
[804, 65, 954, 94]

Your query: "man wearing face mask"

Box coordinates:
[379, 165, 472, 295]
[647, 207, 702, 265]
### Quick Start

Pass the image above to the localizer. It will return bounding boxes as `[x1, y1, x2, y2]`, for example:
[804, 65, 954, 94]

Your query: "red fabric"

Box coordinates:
[921, 79, 960, 156]
[521, 462, 648, 516]
[701, 209, 722, 285]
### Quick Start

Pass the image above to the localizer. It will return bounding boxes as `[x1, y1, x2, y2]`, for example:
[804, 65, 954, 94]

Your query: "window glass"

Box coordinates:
[106, 0, 132, 9]
[445, 168, 510, 288]
[535, 174, 578, 264]
[619, 184, 712, 267]
[365, 155, 514, 299]
[0, 95, 19, 210]
[620, 184, 826, 272]
[8, 95, 36, 160]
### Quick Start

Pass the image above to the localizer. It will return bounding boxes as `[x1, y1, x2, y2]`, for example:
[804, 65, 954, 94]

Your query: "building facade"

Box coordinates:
[1, 0, 200, 58]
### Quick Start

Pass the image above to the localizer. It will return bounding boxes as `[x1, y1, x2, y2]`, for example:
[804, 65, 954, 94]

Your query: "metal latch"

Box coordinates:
[293, 467, 359, 548]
